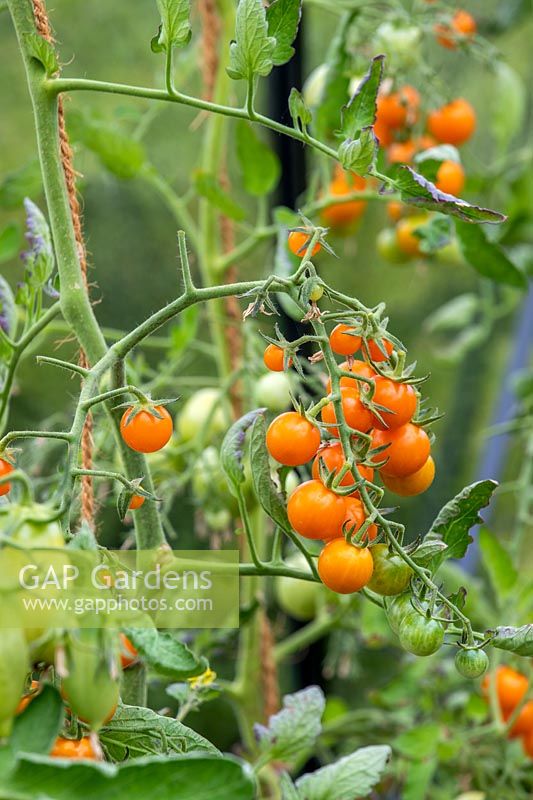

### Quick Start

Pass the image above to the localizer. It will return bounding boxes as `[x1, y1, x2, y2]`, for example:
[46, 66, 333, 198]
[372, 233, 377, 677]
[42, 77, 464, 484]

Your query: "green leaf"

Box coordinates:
[394, 724, 440, 760]
[235, 123, 281, 197]
[402, 757, 438, 800]
[424, 294, 480, 335]
[68, 112, 145, 180]
[478, 527, 517, 599]
[124, 629, 207, 679]
[488, 625, 533, 657]
[266, 0, 302, 67]
[341, 55, 384, 139]
[455, 220, 527, 289]
[249, 415, 292, 532]
[227, 0, 276, 81]
[0, 160, 42, 209]
[425, 480, 498, 573]
[414, 215, 453, 254]
[0, 224, 22, 264]
[10, 686, 64, 757]
[24, 32, 58, 77]
[0, 275, 17, 339]
[100, 704, 218, 761]
[295, 746, 391, 800]
[338, 128, 378, 175]
[280, 772, 299, 800]
[288, 88, 312, 135]
[492, 61, 526, 152]
[395, 167, 506, 224]
[0, 749, 255, 800]
[170, 305, 198, 354]
[314, 12, 354, 141]
[193, 171, 247, 221]
[152, 0, 192, 52]
[221, 408, 265, 494]
[255, 686, 325, 764]
[410, 539, 448, 568]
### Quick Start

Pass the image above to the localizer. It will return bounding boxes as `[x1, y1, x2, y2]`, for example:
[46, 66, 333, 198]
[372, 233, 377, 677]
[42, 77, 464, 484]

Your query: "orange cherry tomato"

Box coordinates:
[0, 457, 14, 497]
[387, 140, 416, 165]
[372, 423, 431, 478]
[128, 494, 145, 510]
[365, 338, 394, 363]
[376, 86, 420, 130]
[523, 729, 533, 759]
[266, 411, 321, 466]
[263, 343, 292, 372]
[321, 171, 367, 228]
[396, 215, 427, 257]
[342, 497, 378, 540]
[436, 10, 477, 49]
[120, 633, 139, 669]
[318, 539, 374, 594]
[120, 405, 173, 453]
[51, 737, 98, 760]
[427, 98, 476, 146]
[371, 376, 418, 430]
[329, 324, 362, 356]
[482, 666, 529, 712]
[325, 360, 375, 393]
[415, 134, 437, 151]
[312, 441, 375, 490]
[321, 387, 374, 436]
[288, 231, 321, 258]
[505, 701, 533, 739]
[16, 680, 40, 715]
[435, 160, 465, 196]
[387, 201, 405, 222]
[373, 117, 393, 147]
[381, 456, 435, 497]
[287, 479, 346, 541]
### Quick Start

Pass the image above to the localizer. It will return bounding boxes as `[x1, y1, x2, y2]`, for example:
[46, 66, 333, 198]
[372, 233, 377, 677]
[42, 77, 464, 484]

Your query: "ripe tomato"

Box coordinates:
[436, 10, 477, 49]
[321, 171, 367, 228]
[120, 633, 139, 669]
[287, 480, 346, 541]
[435, 160, 465, 196]
[321, 387, 374, 436]
[325, 360, 375, 392]
[128, 494, 145, 510]
[505, 701, 533, 738]
[385, 592, 413, 634]
[120, 405, 173, 453]
[16, 680, 40, 715]
[387, 201, 405, 222]
[427, 98, 476, 146]
[387, 140, 416, 164]
[376, 86, 419, 129]
[329, 324, 362, 356]
[371, 376, 417, 430]
[381, 456, 435, 496]
[523, 729, 533, 759]
[482, 666, 529, 712]
[288, 230, 321, 258]
[415, 134, 437, 151]
[367, 544, 413, 596]
[343, 496, 378, 540]
[454, 648, 489, 679]
[318, 539, 374, 594]
[373, 117, 393, 147]
[266, 411, 320, 466]
[0, 457, 14, 496]
[372, 423, 431, 478]
[398, 611, 444, 656]
[312, 441, 374, 490]
[275, 552, 323, 621]
[396, 215, 427, 256]
[365, 338, 394, 363]
[51, 737, 98, 760]
[264, 343, 292, 372]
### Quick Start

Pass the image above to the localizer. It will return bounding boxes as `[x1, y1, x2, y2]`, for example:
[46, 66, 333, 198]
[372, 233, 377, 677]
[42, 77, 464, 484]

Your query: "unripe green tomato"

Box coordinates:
[435, 239, 464, 266]
[274, 552, 322, 622]
[177, 389, 227, 444]
[205, 508, 232, 531]
[255, 372, 291, 413]
[303, 63, 329, 108]
[284, 470, 300, 498]
[367, 544, 413, 596]
[376, 228, 411, 265]
[0, 628, 30, 737]
[385, 592, 413, 634]
[398, 611, 444, 657]
[309, 283, 324, 302]
[374, 22, 422, 69]
[455, 648, 489, 679]
[0, 503, 65, 548]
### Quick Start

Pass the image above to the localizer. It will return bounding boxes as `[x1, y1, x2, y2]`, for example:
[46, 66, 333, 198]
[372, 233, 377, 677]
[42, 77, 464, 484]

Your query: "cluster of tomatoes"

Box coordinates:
[482, 666, 533, 759]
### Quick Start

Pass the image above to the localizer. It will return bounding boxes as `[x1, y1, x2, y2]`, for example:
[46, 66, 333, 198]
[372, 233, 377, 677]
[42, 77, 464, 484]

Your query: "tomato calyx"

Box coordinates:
[117, 478, 155, 520]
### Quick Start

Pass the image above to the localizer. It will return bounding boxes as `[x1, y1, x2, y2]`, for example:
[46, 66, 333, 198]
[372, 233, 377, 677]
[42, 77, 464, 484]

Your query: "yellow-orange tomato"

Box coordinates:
[376, 86, 420, 130]
[372, 376, 418, 430]
[387, 140, 417, 164]
[0, 457, 14, 497]
[120, 633, 139, 669]
[329, 324, 362, 356]
[16, 681, 40, 715]
[365, 339, 394, 363]
[321, 387, 374, 437]
[287, 480, 346, 541]
[372, 423, 431, 478]
[312, 441, 375, 490]
[325, 360, 375, 393]
[321, 172, 367, 228]
[435, 160, 465, 196]
[373, 117, 393, 147]
[263, 343, 292, 372]
[288, 231, 321, 258]
[427, 98, 476, 146]
[381, 456, 435, 497]
[505, 701, 533, 739]
[266, 411, 321, 466]
[396, 215, 427, 257]
[51, 737, 98, 760]
[415, 134, 437, 151]
[436, 10, 477, 49]
[318, 539, 374, 594]
[523, 729, 533, 759]
[128, 494, 145, 510]
[120, 406, 173, 453]
[482, 666, 529, 712]
[387, 201, 405, 222]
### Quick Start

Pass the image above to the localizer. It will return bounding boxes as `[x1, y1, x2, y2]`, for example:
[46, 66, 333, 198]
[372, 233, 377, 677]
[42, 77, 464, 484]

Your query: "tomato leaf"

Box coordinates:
[221, 408, 266, 494]
[227, 0, 276, 81]
[151, 0, 192, 52]
[488, 625, 533, 657]
[395, 167, 506, 224]
[413, 215, 453, 254]
[280, 772, 299, 800]
[249, 415, 292, 532]
[425, 480, 498, 573]
[124, 629, 207, 679]
[394, 723, 440, 760]
[295, 745, 391, 800]
[0, 224, 21, 265]
[492, 61, 526, 153]
[0, 160, 42, 209]
[341, 55, 384, 139]
[193, 171, 247, 221]
[255, 686, 325, 764]
[338, 127, 378, 175]
[0, 275, 16, 341]
[289, 88, 312, 135]
[266, 0, 302, 67]
[24, 32, 59, 77]
[236, 123, 281, 197]
[68, 111, 145, 180]
[100, 704, 218, 761]
[314, 12, 355, 141]
[424, 294, 480, 335]
[455, 220, 527, 288]
[410, 539, 448, 568]
[9, 686, 64, 757]
[402, 757, 438, 800]
[478, 526, 518, 599]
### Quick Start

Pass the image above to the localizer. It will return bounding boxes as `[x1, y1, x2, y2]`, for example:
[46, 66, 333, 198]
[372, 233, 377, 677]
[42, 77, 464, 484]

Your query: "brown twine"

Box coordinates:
[260, 612, 281, 721]
[31, 0, 95, 527]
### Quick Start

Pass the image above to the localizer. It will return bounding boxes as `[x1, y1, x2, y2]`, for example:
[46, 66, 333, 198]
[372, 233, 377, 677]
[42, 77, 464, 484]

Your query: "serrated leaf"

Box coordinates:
[341, 55, 384, 139]
[338, 127, 378, 175]
[255, 687, 325, 763]
[315, 12, 354, 141]
[221, 408, 265, 494]
[295, 745, 391, 800]
[488, 625, 533, 657]
[395, 167, 505, 224]
[478, 527, 517, 599]
[10, 686, 64, 757]
[424, 294, 480, 335]
[227, 0, 276, 81]
[24, 32, 58, 77]
[0, 224, 22, 264]
[153, 0, 192, 52]
[394, 723, 440, 760]
[492, 61, 526, 152]
[124, 629, 207, 679]
[425, 480, 498, 573]
[0, 160, 42, 209]
[266, 0, 302, 67]
[236, 123, 280, 197]
[68, 111, 145, 180]
[249, 415, 292, 531]
[194, 171, 247, 221]
[289, 87, 312, 134]
[402, 757, 438, 800]
[410, 540, 448, 568]
[455, 220, 527, 289]
[100, 704, 217, 761]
